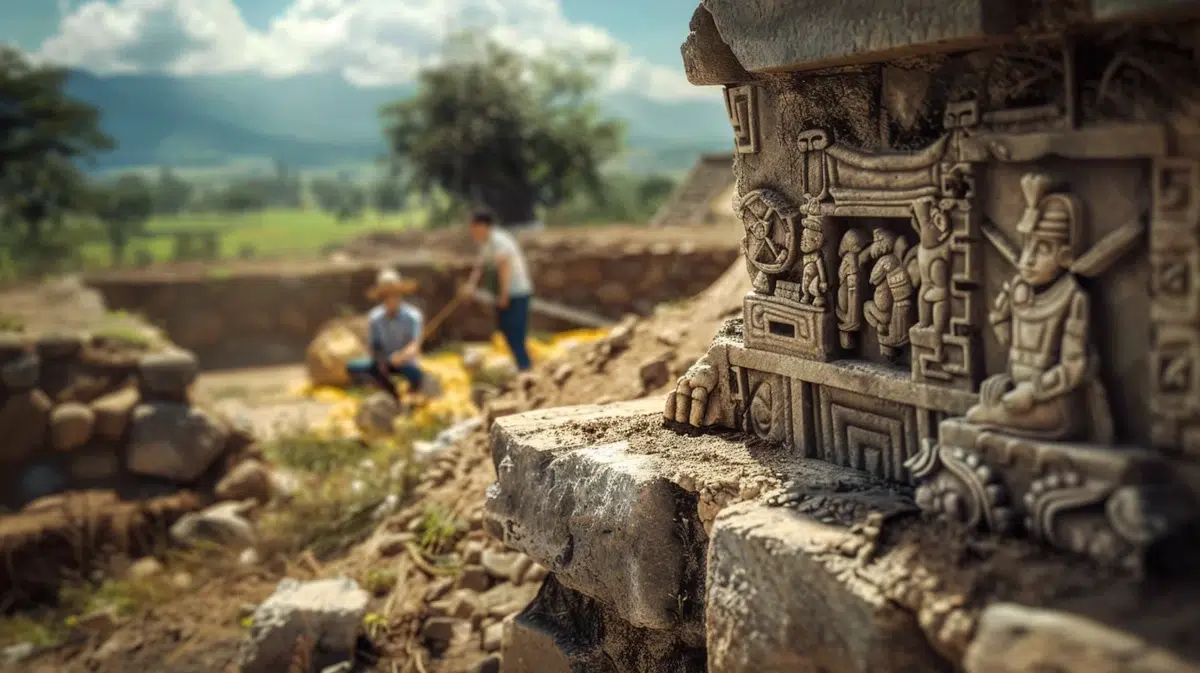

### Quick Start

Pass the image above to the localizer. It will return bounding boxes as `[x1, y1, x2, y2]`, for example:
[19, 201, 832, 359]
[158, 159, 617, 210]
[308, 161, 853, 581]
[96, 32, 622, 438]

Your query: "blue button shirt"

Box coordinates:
[367, 303, 423, 360]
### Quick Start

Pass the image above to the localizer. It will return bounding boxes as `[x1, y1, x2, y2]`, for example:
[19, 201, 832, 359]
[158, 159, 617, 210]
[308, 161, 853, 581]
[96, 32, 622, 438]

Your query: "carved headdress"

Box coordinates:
[1016, 173, 1084, 260]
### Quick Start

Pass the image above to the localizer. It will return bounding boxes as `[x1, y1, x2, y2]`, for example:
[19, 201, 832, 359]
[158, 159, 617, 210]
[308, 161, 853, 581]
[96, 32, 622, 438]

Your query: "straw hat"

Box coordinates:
[367, 268, 417, 300]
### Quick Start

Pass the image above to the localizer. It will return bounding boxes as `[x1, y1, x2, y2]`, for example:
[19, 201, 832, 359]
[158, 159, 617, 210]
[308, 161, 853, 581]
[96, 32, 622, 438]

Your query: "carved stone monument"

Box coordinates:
[667, 3, 1200, 574]
[485, 3, 1200, 673]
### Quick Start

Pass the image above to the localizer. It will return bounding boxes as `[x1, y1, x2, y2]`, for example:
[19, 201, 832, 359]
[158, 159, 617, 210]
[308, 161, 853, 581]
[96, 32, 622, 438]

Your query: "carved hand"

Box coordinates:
[664, 361, 719, 427]
[1000, 382, 1036, 412]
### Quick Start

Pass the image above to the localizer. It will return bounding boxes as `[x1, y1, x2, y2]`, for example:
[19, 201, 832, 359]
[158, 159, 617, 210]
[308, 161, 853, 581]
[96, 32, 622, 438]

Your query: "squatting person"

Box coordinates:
[345, 268, 427, 400]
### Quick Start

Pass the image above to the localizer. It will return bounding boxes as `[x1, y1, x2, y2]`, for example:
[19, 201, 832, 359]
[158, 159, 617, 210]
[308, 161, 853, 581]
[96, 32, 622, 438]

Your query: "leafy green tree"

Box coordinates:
[310, 176, 366, 221]
[371, 177, 406, 213]
[381, 34, 624, 226]
[92, 173, 155, 265]
[0, 46, 113, 270]
[153, 166, 193, 215]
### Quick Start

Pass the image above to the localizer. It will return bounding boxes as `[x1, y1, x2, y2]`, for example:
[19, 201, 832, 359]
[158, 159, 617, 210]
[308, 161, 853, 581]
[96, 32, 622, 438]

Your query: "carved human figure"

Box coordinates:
[836, 228, 868, 348]
[863, 230, 918, 357]
[799, 217, 828, 307]
[910, 197, 953, 354]
[965, 174, 1109, 442]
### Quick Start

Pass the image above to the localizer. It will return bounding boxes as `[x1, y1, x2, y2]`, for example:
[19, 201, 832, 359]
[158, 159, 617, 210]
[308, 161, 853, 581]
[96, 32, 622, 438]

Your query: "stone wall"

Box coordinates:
[84, 227, 739, 370]
[0, 332, 255, 600]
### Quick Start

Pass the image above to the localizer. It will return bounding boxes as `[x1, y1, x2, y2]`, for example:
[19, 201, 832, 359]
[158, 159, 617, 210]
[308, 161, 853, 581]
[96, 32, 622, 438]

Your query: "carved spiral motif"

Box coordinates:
[747, 382, 773, 440]
[1023, 471, 1117, 558]
[928, 447, 1014, 533]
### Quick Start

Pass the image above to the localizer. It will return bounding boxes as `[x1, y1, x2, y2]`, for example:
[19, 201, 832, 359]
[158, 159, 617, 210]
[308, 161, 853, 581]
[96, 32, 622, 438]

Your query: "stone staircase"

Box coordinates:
[651, 153, 736, 228]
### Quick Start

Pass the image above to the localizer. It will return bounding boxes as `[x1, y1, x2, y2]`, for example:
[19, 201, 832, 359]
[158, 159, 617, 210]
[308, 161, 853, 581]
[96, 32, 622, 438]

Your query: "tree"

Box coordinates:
[0, 47, 113, 270]
[310, 176, 365, 221]
[371, 177, 406, 213]
[153, 166, 193, 215]
[92, 173, 154, 265]
[380, 34, 624, 226]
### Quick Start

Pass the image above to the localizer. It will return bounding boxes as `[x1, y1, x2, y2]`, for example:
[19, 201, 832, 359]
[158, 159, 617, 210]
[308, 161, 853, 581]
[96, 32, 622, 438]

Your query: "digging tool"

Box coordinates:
[419, 294, 465, 344]
[469, 288, 614, 329]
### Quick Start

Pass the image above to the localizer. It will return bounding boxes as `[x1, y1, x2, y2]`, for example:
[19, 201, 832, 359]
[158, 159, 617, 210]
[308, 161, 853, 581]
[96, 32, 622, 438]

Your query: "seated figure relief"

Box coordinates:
[965, 173, 1112, 443]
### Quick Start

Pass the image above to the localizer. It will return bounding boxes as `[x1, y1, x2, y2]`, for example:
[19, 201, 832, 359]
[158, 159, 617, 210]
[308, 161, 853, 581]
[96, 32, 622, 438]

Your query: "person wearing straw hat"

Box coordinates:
[345, 268, 426, 400]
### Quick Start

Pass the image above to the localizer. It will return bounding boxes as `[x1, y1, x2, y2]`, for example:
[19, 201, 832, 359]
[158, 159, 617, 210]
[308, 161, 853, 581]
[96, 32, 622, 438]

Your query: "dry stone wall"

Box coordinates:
[0, 331, 255, 601]
[84, 232, 738, 370]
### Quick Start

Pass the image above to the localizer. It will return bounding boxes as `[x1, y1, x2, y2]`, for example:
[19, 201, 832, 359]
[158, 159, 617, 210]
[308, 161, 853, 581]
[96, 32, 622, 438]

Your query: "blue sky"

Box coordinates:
[2, 0, 707, 101]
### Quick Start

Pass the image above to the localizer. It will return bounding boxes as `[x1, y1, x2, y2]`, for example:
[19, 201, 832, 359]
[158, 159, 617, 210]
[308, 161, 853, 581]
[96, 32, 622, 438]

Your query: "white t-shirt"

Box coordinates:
[481, 227, 533, 298]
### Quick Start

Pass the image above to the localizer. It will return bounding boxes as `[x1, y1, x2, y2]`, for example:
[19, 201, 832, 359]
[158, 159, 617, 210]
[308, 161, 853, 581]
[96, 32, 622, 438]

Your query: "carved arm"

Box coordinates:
[989, 280, 1014, 347]
[1032, 292, 1090, 403]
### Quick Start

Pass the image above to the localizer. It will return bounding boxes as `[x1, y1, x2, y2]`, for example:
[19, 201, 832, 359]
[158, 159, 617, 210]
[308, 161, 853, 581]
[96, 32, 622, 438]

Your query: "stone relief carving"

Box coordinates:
[667, 34, 1200, 570]
[965, 174, 1110, 442]
[724, 84, 760, 154]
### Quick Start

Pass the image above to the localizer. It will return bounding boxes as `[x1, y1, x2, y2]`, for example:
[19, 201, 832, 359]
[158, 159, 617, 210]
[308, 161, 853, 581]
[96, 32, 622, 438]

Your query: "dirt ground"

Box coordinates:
[8, 253, 750, 673]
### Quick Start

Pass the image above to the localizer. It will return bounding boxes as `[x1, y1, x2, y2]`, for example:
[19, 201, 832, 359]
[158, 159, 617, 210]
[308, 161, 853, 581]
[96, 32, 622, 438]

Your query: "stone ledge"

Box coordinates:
[707, 501, 953, 673]
[965, 603, 1200, 673]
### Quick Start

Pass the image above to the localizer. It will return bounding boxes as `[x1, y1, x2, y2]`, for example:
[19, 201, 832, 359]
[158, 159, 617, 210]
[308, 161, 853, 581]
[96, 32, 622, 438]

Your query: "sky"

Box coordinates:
[1, 0, 712, 102]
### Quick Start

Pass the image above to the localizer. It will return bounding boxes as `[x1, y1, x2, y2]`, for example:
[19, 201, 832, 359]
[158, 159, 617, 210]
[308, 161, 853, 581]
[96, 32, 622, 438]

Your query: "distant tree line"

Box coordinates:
[0, 36, 679, 277]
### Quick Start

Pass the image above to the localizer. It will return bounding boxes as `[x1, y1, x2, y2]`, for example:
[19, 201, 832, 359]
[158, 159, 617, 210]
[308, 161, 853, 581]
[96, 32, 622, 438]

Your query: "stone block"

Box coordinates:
[681, 5, 752, 86]
[90, 386, 140, 441]
[35, 332, 82, 360]
[1091, 0, 1200, 21]
[1, 352, 39, 391]
[68, 445, 123, 482]
[707, 501, 951, 673]
[964, 603, 1200, 673]
[702, 0, 1014, 73]
[126, 403, 230, 482]
[0, 389, 51, 462]
[137, 350, 198, 400]
[49, 402, 95, 452]
[238, 577, 369, 673]
[487, 401, 704, 631]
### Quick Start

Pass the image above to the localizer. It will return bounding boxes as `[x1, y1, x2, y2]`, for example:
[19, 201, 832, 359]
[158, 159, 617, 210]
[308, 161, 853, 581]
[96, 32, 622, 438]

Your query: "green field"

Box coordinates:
[76, 207, 430, 268]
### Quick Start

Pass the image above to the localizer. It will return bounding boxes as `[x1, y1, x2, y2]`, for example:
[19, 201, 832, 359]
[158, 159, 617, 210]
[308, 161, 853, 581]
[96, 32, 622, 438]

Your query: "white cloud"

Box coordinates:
[34, 0, 714, 102]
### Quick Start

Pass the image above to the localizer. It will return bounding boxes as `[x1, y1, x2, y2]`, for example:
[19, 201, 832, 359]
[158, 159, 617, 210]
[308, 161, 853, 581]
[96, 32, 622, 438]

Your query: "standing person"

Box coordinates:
[346, 268, 427, 400]
[460, 209, 534, 371]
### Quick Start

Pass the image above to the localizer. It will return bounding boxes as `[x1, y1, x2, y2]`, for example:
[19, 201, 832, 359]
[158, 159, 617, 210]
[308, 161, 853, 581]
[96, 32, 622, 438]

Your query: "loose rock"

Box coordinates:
[128, 557, 164, 581]
[459, 565, 491, 592]
[0, 352, 39, 391]
[215, 459, 273, 503]
[638, 354, 672, 392]
[0, 390, 51, 462]
[127, 403, 230, 482]
[482, 622, 505, 652]
[137, 350, 198, 400]
[90, 386, 140, 441]
[49, 402, 95, 451]
[170, 500, 257, 549]
[471, 654, 502, 673]
[422, 617, 470, 647]
[238, 577, 370, 673]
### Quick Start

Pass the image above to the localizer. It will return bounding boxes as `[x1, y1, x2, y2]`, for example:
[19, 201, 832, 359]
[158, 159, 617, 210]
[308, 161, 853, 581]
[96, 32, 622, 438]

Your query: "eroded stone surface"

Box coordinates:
[237, 577, 369, 673]
[964, 603, 1200, 673]
[681, 5, 751, 86]
[707, 500, 951, 673]
[487, 401, 706, 631]
[126, 403, 229, 482]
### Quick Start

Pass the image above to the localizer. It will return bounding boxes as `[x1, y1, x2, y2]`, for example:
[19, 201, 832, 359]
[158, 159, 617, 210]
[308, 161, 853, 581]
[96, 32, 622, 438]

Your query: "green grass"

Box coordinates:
[77, 207, 430, 269]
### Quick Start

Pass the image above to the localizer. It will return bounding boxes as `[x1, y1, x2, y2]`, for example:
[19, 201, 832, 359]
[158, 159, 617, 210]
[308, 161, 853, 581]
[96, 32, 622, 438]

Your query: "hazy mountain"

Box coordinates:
[64, 70, 733, 174]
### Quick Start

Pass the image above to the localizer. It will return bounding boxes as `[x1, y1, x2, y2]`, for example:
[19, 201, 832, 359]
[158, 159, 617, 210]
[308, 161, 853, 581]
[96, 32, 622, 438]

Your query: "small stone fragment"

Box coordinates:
[0, 352, 39, 391]
[49, 402, 95, 451]
[170, 500, 257, 549]
[638, 354, 672, 392]
[422, 617, 469, 646]
[520, 561, 548, 586]
[90, 386, 140, 441]
[127, 403, 229, 482]
[237, 577, 369, 673]
[480, 550, 521, 580]
[215, 459, 273, 503]
[137, 350, 198, 400]
[551, 363, 573, 386]
[482, 622, 505, 652]
[462, 540, 485, 565]
[458, 565, 491, 592]
[128, 557, 164, 581]
[0, 390, 51, 462]
[470, 654, 502, 673]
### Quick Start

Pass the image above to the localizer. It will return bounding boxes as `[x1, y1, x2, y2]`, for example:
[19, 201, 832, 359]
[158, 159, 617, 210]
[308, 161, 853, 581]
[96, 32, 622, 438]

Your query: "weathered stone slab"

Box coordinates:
[707, 501, 952, 673]
[486, 399, 704, 631]
[126, 403, 229, 482]
[964, 603, 1200, 673]
[681, 5, 752, 86]
[1092, 0, 1200, 21]
[702, 0, 1014, 73]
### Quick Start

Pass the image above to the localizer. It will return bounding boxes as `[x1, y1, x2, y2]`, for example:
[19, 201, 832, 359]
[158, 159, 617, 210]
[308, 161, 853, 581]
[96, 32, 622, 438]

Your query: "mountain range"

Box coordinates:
[64, 70, 734, 176]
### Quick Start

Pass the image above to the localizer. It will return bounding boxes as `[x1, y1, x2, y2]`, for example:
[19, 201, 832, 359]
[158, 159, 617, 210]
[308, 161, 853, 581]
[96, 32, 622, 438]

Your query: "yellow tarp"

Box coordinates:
[298, 328, 610, 439]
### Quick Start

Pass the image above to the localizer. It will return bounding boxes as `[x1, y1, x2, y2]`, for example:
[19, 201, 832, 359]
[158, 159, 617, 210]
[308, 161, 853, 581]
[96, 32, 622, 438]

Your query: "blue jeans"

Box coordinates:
[346, 356, 425, 398]
[497, 294, 532, 371]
